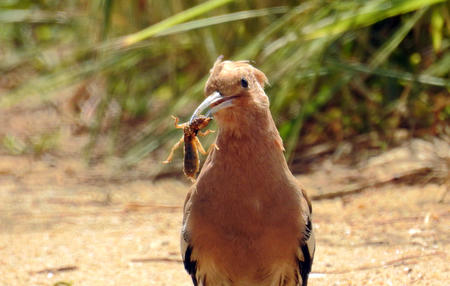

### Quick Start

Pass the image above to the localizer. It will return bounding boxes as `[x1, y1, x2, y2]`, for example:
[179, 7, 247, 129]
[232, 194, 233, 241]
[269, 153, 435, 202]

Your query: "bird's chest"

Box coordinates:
[192, 153, 297, 231]
[189, 170, 301, 248]
[186, 146, 302, 283]
[188, 188, 301, 283]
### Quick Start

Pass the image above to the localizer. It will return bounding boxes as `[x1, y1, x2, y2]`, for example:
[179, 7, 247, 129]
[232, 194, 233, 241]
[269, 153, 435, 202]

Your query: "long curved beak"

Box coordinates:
[189, 91, 236, 123]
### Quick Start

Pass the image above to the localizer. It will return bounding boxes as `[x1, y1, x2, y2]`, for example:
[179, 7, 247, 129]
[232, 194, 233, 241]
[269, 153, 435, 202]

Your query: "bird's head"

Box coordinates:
[190, 56, 269, 133]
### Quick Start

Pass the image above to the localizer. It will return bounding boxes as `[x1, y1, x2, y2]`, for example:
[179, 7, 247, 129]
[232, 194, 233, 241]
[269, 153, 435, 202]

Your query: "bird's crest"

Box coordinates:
[205, 56, 269, 97]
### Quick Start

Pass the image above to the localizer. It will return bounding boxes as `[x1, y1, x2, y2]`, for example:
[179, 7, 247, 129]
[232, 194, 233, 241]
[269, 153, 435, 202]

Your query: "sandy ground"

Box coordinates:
[0, 154, 448, 286]
[0, 104, 449, 285]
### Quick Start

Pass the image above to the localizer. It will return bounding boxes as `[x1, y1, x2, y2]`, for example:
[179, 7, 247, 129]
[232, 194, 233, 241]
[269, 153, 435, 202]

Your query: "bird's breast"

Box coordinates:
[188, 173, 302, 282]
[185, 130, 303, 281]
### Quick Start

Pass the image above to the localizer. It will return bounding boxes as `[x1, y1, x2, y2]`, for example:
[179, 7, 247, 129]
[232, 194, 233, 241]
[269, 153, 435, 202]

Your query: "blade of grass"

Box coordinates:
[102, 0, 114, 39]
[118, 0, 234, 47]
[236, 2, 316, 59]
[301, 0, 447, 40]
[327, 59, 450, 87]
[423, 52, 450, 77]
[156, 6, 289, 36]
[369, 8, 428, 68]
[0, 9, 74, 23]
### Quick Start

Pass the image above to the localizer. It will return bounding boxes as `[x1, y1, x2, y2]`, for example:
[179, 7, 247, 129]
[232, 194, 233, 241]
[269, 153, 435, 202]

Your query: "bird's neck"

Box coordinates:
[210, 109, 289, 178]
[195, 109, 293, 205]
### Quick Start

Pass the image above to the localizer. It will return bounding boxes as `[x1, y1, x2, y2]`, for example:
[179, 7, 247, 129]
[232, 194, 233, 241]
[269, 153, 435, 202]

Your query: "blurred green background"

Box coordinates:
[0, 0, 449, 171]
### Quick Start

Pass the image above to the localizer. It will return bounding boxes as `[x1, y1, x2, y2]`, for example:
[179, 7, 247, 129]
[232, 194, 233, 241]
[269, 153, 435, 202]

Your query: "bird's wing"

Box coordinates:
[181, 191, 199, 286]
[296, 188, 315, 286]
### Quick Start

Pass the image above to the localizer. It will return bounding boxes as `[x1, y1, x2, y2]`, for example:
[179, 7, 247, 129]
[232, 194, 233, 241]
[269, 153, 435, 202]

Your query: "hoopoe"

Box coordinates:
[181, 57, 315, 286]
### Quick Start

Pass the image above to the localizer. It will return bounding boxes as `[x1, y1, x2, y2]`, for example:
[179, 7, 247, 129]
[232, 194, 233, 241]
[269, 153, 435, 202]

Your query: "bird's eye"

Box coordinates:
[240, 78, 248, 88]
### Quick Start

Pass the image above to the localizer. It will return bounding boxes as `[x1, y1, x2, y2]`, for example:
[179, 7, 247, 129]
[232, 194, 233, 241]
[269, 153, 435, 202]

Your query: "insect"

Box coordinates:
[163, 115, 217, 181]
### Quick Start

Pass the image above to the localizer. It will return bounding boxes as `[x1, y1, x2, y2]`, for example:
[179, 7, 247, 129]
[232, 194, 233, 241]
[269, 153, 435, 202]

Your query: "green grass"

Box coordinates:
[0, 0, 448, 165]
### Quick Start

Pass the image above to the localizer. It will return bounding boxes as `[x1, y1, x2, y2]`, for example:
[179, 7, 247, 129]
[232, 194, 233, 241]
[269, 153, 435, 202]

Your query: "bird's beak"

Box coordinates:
[190, 91, 236, 123]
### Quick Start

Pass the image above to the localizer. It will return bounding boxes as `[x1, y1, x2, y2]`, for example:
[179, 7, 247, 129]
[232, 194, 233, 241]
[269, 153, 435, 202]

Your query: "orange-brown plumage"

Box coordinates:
[181, 57, 315, 286]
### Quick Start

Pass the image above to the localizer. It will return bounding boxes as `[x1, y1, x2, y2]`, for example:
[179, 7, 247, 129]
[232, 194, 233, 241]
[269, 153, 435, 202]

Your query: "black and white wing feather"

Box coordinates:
[296, 191, 315, 286]
[181, 192, 199, 285]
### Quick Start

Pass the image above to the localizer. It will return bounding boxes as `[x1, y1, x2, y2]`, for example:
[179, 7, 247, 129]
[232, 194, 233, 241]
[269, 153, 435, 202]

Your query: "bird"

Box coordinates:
[181, 56, 315, 286]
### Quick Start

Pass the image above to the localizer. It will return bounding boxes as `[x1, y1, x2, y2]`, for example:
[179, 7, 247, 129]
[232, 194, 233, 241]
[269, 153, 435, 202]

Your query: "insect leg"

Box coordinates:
[194, 137, 219, 156]
[163, 136, 184, 163]
[171, 115, 186, 129]
[207, 143, 219, 153]
[194, 136, 208, 155]
[197, 129, 215, 137]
